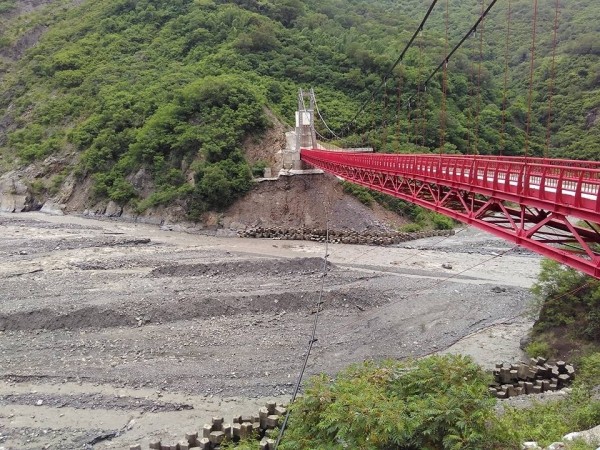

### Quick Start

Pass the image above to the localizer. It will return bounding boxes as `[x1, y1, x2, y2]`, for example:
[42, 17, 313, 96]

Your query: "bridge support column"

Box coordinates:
[281, 89, 323, 175]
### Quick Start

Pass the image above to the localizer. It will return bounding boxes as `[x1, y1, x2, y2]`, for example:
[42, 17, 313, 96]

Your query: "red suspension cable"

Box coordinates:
[474, 0, 486, 155]
[545, 0, 560, 158]
[500, 0, 512, 156]
[371, 95, 377, 148]
[467, 31, 475, 155]
[382, 79, 389, 151]
[418, 29, 427, 147]
[439, 0, 449, 153]
[414, 85, 422, 146]
[396, 71, 403, 150]
[408, 94, 414, 147]
[525, 0, 539, 158]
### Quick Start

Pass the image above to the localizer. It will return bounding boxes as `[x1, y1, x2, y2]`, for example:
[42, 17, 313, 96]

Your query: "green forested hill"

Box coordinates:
[0, 0, 598, 215]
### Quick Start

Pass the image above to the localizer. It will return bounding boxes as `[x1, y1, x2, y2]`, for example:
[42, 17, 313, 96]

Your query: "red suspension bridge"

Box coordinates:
[293, 0, 600, 279]
[301, 150, 600, 279]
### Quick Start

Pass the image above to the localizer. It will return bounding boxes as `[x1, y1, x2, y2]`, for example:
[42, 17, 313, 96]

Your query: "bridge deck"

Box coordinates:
[302, 150, 600, 222]
[301, 149, 600, 278]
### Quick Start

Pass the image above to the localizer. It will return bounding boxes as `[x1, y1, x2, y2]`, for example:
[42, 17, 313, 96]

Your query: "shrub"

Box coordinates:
[525, 340, 552, 360]
[490, 404, 565, 448]
[54, 69, 85, 88]
[135, 184, 193, 213]
[577, 353, 600, 389]
[0, 36, 12, 48]
[530, 259, 600, 343]
[341, 181, 374, 206]
[400, 223, 423, 233]
[189, 158, 252, 215]
[251, 160, 268, 177]
[431, 213, 455, 230]
[93, 173, 136, 204]
[275, 353, 600, 450]
[108, 177, 135, 203]
[0, 1, 15, 14]
[28, 179, 46, 196]
[49, 172, 66, 196]
[489, 384, 600, 448]
[281, 355, 495, 450]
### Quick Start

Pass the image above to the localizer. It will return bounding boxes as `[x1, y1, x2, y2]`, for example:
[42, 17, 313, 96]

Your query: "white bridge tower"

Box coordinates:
[283, 89, 322, 172]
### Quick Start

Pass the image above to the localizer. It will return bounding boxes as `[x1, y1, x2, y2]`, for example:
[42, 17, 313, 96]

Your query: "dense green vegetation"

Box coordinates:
[0, 0, 598, 215]
[341, 181, 454, 231]
[526, 259, 600, 360]
[228, 354, 600, 449]
[0, 1, 15, 14]
[282, 356, 496, 449]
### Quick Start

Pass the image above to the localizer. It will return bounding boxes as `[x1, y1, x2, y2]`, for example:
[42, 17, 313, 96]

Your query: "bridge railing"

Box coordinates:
[322, 150, 600, 169]
[453, 154, 600, 170]
[301, 150, 600, 216]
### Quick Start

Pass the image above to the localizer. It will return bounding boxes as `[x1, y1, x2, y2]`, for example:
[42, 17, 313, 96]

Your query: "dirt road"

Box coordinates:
[0, 212, 540, 449]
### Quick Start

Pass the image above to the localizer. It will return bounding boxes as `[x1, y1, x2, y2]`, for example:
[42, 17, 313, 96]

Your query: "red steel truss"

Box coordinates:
[301, 149, 600, 278]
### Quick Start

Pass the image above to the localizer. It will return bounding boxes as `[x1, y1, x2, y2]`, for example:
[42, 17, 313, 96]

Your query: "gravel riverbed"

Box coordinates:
[0, 212, 541, 449]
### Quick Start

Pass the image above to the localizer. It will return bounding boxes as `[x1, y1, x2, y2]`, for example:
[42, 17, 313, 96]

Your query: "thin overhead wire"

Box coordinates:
[415, 40, 423, 147]
[415, 245, 517, 293]
[313, 91, 342, 140]
[299, 91, 307, 111]
[371, 96, 377, 147]
[407, 94, 415, 146]
[314, 128, 332, 142]
[551, 282, 590, 303]
[315, 0, 501, 142]
[325, 242, 519, 339]
[343, 228, 464, 269]
[274, 216, 331, 449]
[379, 228, 466, 269]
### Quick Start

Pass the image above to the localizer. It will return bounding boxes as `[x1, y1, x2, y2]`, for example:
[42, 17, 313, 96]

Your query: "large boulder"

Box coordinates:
[563, 424, 600, 445]
[0, 172, 31, 212]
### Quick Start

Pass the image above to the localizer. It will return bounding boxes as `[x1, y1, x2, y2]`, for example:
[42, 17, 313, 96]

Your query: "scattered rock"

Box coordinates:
[239, 226, 454, 246]
[104, 201, 122, 218]
[0, 215, 538, 449]
[564, 424, 600, 445]
[519, 333, 532, 351]
[40, 201, 65, 216]
[491, 358, 575, 398]
[141, 402, 286, 450]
